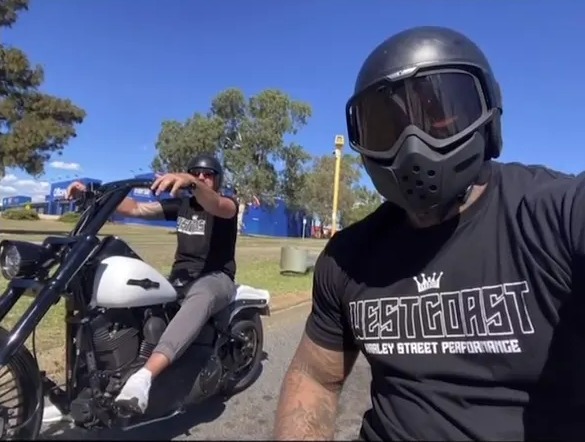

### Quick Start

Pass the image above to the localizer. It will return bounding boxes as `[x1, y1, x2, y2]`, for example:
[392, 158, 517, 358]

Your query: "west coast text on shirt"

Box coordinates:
[305, 161, 585, 440]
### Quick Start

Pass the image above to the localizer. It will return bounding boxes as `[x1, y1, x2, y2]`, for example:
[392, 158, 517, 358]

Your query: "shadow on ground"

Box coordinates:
[40, 352, 268, 441]
[41, 397, 227, 440]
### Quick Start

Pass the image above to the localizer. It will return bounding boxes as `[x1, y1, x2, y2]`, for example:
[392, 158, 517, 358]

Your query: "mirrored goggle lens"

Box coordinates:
[347, 71, 485, 153]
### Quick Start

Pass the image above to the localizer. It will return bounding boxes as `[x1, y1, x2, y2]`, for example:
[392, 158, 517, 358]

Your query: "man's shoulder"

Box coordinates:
[496, 164, 584, 276]
[324, 202, 397, 257]
[313, 212, 387, 296]
[493, 161, 576, 203]
[496, 160, 571, 182]
[494, 161, 583, 232]
[496, 161, 574, 186]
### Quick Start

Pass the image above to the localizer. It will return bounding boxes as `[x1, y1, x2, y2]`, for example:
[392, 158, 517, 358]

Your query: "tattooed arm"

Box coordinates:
[274, 231, 359, 440]
[274, 333, 358, 440]
[66, 180, 181, 220]
[123, 198, 182, 221]
[117, 199, 164, 219]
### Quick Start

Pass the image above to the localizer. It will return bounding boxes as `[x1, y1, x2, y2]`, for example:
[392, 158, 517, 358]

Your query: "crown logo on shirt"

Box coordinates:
[413, 272, 444, 293]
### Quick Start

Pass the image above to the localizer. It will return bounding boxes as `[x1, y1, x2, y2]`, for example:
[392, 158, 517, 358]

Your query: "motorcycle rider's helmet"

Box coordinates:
[345, 26, 503, 221]
[186, 153, 224, 191]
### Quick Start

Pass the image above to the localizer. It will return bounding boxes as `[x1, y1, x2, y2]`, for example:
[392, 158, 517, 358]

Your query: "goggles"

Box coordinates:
[346, 68, 494, 160]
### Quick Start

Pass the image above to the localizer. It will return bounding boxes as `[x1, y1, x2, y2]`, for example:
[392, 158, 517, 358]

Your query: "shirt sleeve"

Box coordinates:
[518, 171, 585, 267]
[304, 240, 358, 352]
[159, 198, 182, 221]
[223, 195, 240, 218]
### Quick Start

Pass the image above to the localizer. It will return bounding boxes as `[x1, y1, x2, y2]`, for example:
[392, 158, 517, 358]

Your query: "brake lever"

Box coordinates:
[150, 182, 195, 198]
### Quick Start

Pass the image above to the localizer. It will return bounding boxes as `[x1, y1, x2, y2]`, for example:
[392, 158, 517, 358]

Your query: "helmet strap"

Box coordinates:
[457, 184, 474, 205]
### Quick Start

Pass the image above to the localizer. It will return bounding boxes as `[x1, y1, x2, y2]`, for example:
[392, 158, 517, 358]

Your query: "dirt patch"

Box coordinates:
[37, 347, 66, 386]
[270, 291, 311, 312]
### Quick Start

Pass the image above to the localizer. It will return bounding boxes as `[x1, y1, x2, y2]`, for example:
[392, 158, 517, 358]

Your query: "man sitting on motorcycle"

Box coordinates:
[65, 153, 239, 415]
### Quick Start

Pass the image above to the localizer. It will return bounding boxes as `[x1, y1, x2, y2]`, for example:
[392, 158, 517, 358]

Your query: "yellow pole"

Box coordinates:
[331, 135, 344, 236]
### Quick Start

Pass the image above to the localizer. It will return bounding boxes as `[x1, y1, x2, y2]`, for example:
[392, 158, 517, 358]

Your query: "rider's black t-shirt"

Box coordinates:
[305, 161, 585, 441]
[160, 194, 238, 280]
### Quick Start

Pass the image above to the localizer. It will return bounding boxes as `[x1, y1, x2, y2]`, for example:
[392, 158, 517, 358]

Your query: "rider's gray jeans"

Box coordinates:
[153, 271, 235, 363]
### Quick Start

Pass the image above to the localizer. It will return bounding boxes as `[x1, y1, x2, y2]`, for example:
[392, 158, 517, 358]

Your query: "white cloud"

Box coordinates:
[49, 161, 82, 171]
[0, 174, 50, 204]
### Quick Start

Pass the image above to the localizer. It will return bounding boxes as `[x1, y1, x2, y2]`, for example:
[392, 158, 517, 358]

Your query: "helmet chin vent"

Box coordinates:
[455, 153, 481, 173]
[402, 165, 440, 199]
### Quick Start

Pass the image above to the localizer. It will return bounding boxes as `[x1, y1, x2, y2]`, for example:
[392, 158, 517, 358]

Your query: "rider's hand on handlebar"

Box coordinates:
[66, 181, 88, 200]
[151, 173, 197, 197]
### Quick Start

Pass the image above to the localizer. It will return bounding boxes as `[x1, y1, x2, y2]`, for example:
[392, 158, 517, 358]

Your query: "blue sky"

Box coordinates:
[1, 0, 584, 201]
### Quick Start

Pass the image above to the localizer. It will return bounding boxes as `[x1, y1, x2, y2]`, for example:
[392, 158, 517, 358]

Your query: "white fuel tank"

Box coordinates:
[91, 256, 178, 308]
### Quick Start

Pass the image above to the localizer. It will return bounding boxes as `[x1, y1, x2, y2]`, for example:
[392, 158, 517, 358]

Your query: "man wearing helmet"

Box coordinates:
[274, 26, 585, 440]
[65, 153, 238, 415]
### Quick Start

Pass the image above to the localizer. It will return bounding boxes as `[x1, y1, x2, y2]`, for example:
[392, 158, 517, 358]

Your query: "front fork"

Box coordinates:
[0, 286, 24, 323]
[39, 297, 77, 416]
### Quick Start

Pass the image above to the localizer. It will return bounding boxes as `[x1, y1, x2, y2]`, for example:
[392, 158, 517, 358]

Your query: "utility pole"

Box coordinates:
[331, 134, 344, 236]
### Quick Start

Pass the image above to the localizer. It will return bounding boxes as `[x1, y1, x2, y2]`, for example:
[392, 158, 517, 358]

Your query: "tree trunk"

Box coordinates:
[237, 202, 246, 234]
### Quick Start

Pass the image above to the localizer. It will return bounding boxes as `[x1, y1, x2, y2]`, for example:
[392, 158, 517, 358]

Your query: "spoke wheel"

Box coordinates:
[0, 328, 43, 440]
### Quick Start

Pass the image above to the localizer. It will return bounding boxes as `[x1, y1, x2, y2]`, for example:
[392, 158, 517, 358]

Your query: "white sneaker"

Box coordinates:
[115, 368, 152, 414]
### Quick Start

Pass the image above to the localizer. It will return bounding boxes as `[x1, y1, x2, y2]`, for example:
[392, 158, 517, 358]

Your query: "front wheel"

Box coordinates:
[0, 327, 44, 440]
[221, 313, 264, 395]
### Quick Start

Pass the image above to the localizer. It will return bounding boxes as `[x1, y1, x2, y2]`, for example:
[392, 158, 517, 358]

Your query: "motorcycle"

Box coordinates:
[0, 178, 271, 439]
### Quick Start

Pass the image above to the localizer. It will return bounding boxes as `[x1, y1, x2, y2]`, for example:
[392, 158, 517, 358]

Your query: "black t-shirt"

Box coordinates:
[161, 195, 238, 280]
[305, 161, 585, 441]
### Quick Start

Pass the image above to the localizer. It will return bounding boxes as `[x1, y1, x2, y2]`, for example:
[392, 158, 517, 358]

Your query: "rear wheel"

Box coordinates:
[0, 327, 44, 440]
[221, 313, 264, 395]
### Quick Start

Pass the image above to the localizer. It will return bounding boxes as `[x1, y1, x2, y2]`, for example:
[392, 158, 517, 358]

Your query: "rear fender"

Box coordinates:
[229, 304, 270, 323]
[229, 284, 270, 323]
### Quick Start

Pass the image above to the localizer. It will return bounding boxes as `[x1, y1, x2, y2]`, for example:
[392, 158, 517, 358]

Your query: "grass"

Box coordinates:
[0, 219, 326, 379]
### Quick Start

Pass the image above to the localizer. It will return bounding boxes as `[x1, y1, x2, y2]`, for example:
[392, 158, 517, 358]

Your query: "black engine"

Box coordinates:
[70, 307, 168, 426]
[89, 308, 168, 372]
[90, 311, 141, 371]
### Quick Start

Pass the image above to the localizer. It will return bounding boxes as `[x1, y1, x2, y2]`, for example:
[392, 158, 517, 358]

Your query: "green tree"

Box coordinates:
[0, 0, 86, 177]
[278, 142, 312, 211]
[343, 184, 383, 226]
[151, 87, 313, 230]
[151, 115, 224, 173]
[301, 153, 363, 227]
[211, 88, 312, 207]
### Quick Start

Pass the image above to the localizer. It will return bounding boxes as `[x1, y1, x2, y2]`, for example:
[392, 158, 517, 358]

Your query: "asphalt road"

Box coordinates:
[40, 303, 372, 441]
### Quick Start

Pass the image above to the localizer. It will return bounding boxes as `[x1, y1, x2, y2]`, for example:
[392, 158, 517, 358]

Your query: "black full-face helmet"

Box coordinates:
[346, 26, 503, 220]
[186, 153, 223, 191]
